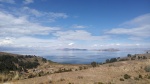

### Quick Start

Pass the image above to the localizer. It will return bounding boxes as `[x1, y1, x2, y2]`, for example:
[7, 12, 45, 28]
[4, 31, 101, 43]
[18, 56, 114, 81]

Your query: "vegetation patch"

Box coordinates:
[124, 74, 131, 79]
[120, 78, 124, 81]
[144, 65, 150, 72]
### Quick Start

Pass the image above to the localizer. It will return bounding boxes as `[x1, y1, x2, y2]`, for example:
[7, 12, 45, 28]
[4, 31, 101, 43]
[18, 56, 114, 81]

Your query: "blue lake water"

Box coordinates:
[42, 49, 146, 64]
[4, 49, 147, 64]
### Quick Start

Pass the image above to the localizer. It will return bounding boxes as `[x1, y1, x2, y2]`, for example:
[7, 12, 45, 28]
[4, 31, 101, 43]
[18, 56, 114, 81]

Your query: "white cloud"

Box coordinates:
[128, 36, 143, 41]
[106, 25, 150, 37]
[0, 38, 13, 46]
[48, 12, 68, 19]
[0, 11, 60, 37]
[72, 24, 87, 28]
[68, 43, 74, 46]
[23, 0, 34, 4]
[20, 7, 68, 22]
[53, 30, 109, 41]
[106, 13, 150, 40]
[0, 0, 15, 4]
[122, 13, 150, 26]
[22, 7, 41, 17]
[0, 36, 78, 50]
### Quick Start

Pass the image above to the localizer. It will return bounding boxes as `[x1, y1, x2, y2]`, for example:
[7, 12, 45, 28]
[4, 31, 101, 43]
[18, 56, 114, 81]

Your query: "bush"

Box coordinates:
[91, 62, 97, 67]
[105, 59, 110, 63]
[105, 58, 117, 63]
[144, 65, 150, 72]
[139, 74, 142, 78]
[127, 54, 132, 57]
[120, 78, 124, 81]
[0, 55, 18, 73]
[42, 58, 47, 63]
[134, 77, 139, 80]
[109, 58, 117, 63]
[124, 74, 131, 79]
[77, 76, 83, 79]
[98, 82, 104, 84]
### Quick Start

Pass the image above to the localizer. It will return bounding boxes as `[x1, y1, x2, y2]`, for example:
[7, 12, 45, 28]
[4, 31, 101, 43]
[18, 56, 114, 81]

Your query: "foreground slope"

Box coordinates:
[0, 52, 87, 83]
[4, 53, 150, 84]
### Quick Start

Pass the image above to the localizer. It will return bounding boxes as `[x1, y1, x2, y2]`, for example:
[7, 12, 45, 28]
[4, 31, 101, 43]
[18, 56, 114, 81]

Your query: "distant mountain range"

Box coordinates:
[98, 48, 120, 51]
[57, 48, 88, 51]
[57, 48, 120, 51]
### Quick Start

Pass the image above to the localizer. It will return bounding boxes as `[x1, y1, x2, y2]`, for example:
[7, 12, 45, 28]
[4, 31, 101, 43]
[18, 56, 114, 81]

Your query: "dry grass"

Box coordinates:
[3, 58, 150, 84]
[0, 72, 20, 83]
[1, 53, 150, 84]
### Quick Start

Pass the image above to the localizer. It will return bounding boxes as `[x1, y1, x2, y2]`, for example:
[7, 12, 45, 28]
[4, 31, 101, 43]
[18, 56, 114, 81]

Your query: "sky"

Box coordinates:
[0, 0, 150, 52]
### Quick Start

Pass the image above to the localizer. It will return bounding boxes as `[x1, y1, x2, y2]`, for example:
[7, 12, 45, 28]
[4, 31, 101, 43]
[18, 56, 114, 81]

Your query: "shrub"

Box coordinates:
[124, 74, 131, 79]
[60, 78, 65, 81]
[134, 77, 139, 80]
[91, 62, 97, 67]
[139, 74, 142, 78]
[127, 54, 132, 57]
[42, 58, 47, 63]
[120, 78, 124, 81]
[98, 82, 104, 84]
[148, 75, 150, 79]
[77, 76, 83, 79]
[109, 58, 117, 63]
[144, 65, 150, 72]
[105, 59, 110, 63]
[68, 83, 74, 84]
[79, 66, 83, 70]
[105, 58, 117, 63]
[28, 74, 34, 78]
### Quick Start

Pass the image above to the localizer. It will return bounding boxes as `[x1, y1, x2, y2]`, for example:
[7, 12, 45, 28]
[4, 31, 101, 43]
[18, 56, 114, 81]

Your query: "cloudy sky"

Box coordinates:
[0, 0, 150, 52]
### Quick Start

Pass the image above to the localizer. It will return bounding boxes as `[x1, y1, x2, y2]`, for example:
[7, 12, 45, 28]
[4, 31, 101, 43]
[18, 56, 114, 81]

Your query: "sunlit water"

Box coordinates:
[3, 49, 147, 64]
[43, 50, 145, 64]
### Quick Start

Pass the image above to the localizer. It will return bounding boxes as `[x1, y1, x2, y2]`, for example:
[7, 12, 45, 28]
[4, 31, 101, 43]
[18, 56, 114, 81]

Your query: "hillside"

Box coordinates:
[0, 52, 51, 72]
[8, 58, 150, 84]
[1, 52, 150, 84]
[0, 52, 88, 83]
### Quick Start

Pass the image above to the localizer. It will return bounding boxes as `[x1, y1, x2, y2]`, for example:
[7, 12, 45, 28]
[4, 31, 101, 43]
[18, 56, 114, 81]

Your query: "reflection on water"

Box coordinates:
[43, 50, 145, 64]
[5, 49, 146, 64]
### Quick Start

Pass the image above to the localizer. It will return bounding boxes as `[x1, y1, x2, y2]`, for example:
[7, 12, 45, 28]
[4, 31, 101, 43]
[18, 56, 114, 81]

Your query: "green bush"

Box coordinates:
[127, 54, 132, 57]
[98, 82, 104, 84]
[139, 74, 142, 78]
[148, 75, 150, 79]
[91, 62, 97, 67]
[105, 59, 110, 63]
[120, 78, 124, 81]
[105, 58, 117, 63]
[124, 74, 131, 79]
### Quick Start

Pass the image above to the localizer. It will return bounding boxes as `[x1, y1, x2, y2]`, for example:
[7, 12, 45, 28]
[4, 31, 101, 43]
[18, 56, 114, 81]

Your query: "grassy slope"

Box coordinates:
[3, 53, 150, 84]
[0, 52, 53, 82]
[0, 52, 88, 83]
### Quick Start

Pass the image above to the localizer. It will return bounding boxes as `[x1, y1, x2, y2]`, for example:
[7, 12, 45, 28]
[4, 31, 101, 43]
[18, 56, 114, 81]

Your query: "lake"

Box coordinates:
[42, 49, 146, 64]
[4, 49, 147, 64]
